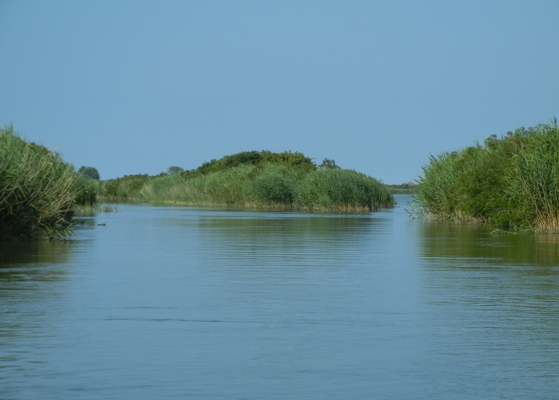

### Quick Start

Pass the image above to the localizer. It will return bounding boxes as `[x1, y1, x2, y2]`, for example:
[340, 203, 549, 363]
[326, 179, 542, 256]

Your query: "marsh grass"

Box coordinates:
[0, 125, 95, 240]
[73, 203, 117, 216]
[507, 121, 559, 232]
[295, 169, 393, 211]
[416, 120, 559, 232]
[100, 152, 394, 212]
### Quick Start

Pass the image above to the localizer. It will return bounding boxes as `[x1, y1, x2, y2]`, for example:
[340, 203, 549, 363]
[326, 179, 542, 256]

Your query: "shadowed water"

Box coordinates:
[1, 196, 558, 399]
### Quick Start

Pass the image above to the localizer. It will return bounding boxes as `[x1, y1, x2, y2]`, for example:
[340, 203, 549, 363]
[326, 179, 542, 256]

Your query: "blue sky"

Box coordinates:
[1, 1, 558, 184]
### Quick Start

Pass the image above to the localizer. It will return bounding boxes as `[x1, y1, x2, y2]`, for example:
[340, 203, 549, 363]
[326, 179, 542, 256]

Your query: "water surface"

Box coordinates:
[1, 196, 558, 399]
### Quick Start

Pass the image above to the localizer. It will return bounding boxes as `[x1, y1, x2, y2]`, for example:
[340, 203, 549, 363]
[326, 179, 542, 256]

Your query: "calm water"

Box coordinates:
[1, 195, 558, 399]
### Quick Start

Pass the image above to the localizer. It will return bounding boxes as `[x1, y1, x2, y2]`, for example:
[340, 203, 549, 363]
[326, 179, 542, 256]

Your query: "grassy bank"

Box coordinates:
[386, 182, 417, 195]
[101, 151, 394, 211]
[0, 125, 96, 240]
[415, 119, 559, 232]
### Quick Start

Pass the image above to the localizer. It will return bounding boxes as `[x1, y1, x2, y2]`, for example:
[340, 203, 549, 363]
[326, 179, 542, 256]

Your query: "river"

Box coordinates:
[1, 195, 558, 399]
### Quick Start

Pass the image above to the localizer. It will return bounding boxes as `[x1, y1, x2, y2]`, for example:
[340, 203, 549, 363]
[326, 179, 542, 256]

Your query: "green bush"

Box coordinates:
[102, 174, 150, 200]
[0, 125, 86, 240]
[74, 175, 98, 206]
[508, 122, 559, 232]
[416, 119, 559, 232]
[196, 150, 316, 175]
[295, 169, 393, 211]
[78, 165, 100, 180]
[98, 150, 394, 212]
[250, 164, 301, 206]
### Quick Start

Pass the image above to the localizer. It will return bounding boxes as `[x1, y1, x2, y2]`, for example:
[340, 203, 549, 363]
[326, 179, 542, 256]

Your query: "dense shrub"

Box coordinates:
[250, 164, 302, 206]
[508, 122, 559, 232]
[0, 125, 88, 240]
[78, 165, 100, 180]
[100, 150, 393, 211]
[196, 150, 316, 175]
[295, 169, 393, 211]
[74, 175, 98, 206]
[103, 174, 150, 200]
[415, 120, 559, 232]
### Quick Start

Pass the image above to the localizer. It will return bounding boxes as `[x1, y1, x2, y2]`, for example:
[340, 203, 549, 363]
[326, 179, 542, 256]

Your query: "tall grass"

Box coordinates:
[295, 169, 393, 211]
[100, 153, 394, 212]
[415, 120, 559, 232]
[132, 164, 254, 205]
[508, 121, 559, 232]
[0, 125, 94, 240]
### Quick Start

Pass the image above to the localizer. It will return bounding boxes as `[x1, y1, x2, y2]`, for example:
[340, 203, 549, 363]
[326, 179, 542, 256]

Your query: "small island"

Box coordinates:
[100, 150, 395, 212]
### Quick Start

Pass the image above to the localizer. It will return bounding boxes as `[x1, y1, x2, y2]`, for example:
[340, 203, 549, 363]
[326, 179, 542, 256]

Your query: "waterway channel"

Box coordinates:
[1, 196, 558, 399]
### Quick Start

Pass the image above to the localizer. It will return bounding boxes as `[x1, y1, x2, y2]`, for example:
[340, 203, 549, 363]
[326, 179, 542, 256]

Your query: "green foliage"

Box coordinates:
[318, 158, 341, 170]
[0, 125, 90, 240]
[126, 164, 257, 205]
[250, 164, 302, 206]
[196, 150, 316, 175]
[167, 166, 184, 175]
[102, 174, 150, 200]
[386, 182, 417, 194]
[295, 169, 393, 211]
[78, 165, 100, 180]
[74, 175, 98, 206]
[99, 150, 393, 211]
[260, 150, 316, 171]
[197, 151, 262, 174]
[416, 120, 559, 232]
[507, 120, 559, 232]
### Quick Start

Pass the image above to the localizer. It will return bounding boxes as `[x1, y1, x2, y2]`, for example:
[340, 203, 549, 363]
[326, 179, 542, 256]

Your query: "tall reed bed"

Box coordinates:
[508, 121, 559, 232]
[295, 169, 393, 211]
[0, 125, 95, 240]
[101, 153, 394, 211]
[415, 120, 559, 232]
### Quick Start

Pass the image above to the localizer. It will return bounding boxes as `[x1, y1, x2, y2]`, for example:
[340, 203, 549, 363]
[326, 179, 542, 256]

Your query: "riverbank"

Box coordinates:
[415, 119, 559, 232]
[100, 151, 395, 212]
[0, 125, 97, 240]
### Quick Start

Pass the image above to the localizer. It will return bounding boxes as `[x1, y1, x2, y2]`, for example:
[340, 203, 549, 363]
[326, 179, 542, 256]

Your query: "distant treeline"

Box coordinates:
[386, 182, 417, 195]
[0, 125, 97, 240]
[415, 119, 559, 232]
[100, 151, 394, 212]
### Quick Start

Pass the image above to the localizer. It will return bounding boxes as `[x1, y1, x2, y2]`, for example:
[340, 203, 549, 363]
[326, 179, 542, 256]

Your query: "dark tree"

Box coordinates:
[167, 166, 184, 175]
[318, 158, 340, 170]
[78, 166, 100, 180]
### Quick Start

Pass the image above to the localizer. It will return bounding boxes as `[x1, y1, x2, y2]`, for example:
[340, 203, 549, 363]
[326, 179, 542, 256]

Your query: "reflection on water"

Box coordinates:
[189, 213, 390, 271]
[1, 199, 558, 399]
[416, 217, 559, 398]
[0, 240, 78, 388]
[418, 219, 559, 266]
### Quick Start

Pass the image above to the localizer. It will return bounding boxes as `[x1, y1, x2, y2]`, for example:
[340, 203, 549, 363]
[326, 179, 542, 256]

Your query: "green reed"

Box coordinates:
[294, 169, 394, 211]
[415, 119, 559, 232]
[100, 151, 394, 211]
[0, 125, 94, 240]
[507, 121, 559, 232]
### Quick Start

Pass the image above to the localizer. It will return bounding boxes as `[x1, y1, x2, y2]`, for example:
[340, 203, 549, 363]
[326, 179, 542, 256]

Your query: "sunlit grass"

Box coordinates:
[415, 119, 559, 232]
[0, 125, 96, 240]
[99, 152, 395, 212]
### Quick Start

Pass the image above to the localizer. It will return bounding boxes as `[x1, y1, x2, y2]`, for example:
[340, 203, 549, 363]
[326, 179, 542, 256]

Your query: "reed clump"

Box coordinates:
[100, 150, 394, 211]
[0, 125, 96, 240]
[415, 119, 559, 232]
[295, 169, 392, 211]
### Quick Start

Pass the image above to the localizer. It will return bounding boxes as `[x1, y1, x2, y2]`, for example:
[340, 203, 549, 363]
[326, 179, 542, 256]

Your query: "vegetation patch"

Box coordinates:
[386, 182, 417, 195]
[100, 151, 394, 211]
[0, 125, 97, 240]
[415, 119, 559, 232]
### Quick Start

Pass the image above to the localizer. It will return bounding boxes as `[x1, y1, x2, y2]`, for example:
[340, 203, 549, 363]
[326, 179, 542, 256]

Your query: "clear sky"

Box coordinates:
[1, 1, 558, 184]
